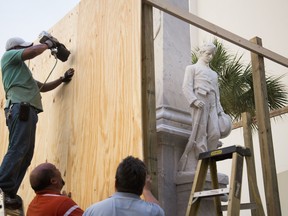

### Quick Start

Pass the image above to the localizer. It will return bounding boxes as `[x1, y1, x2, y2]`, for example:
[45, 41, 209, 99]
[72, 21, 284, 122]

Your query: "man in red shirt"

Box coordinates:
[27, 163, 84, 216]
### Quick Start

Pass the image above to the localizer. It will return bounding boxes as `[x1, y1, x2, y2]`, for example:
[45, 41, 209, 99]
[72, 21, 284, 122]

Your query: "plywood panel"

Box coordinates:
[0, 0, 142, 210]
[67, 0, 142, 207]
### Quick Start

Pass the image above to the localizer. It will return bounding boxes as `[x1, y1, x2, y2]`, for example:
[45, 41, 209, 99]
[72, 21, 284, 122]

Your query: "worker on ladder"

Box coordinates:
[0, 35, 74, 213]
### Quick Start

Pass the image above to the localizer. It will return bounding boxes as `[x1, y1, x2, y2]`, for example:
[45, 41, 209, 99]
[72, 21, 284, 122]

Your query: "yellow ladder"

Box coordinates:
[0, 189, 24, 216]
[0, 189, 4, 216]
[185, 145, 265, 216]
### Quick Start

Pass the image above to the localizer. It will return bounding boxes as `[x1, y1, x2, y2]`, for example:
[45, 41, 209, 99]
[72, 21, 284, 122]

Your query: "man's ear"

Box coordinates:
[50, 177, 58, 185]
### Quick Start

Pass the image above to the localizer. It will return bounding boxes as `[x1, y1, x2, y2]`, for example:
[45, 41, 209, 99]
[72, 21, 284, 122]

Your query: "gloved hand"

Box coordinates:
[61, 68, 75, 83]
[44, 39, 57, 49]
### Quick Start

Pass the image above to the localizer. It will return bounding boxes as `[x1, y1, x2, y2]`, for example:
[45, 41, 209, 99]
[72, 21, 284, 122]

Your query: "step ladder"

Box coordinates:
[0, 189, 24, 216]
[0, 189, 4, 216]
[185, 145, 265, 216]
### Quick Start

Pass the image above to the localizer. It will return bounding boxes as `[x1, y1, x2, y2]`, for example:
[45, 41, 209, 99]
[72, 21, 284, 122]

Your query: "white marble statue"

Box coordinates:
[178, 42, 232, 173]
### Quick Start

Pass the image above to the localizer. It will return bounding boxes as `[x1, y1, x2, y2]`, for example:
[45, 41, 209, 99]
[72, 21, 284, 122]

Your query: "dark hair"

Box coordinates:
[31, 169, 55, 191]
[115, 156, 147, 196]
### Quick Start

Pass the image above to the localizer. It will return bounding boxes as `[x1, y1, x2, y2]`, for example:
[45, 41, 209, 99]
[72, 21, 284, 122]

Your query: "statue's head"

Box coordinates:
[198, 42, 217, 64]
[199, 42, 216, 56]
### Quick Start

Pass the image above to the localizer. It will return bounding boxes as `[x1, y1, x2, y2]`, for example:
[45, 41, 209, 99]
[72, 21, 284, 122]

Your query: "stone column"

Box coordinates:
[153, 0, 191, 215]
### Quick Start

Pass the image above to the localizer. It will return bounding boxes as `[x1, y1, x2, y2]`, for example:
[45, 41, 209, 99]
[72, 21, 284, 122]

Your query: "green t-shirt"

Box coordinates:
[1, 49, 43, 111]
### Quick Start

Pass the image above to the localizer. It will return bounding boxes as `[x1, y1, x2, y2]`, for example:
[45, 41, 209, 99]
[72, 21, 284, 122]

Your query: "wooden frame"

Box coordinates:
[141, 0, 286, 214]
[141, 3, 159, 197]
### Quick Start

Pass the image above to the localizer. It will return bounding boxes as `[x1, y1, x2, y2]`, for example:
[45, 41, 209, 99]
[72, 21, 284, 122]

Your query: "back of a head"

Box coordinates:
[30, 163, 56, 192]
[115, 156, 147, 196]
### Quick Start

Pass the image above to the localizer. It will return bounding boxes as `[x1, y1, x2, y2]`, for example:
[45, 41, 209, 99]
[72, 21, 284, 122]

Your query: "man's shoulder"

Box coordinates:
[115, 195, 165, 216]
[1, 49, 23, 64]
[28, 194, 82, 215]
[185, 64, 199, 73]
[84, 197, 114, 215]
[141, 202, 165, 216]
[84, 195, 165, 216]
[34, 192, 76, 204]
[186, 64, 195, 69]
[3, 49, 23, 57]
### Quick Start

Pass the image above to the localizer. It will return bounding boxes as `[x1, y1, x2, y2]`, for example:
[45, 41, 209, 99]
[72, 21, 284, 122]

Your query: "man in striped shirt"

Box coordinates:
[27, 163, 84, 216]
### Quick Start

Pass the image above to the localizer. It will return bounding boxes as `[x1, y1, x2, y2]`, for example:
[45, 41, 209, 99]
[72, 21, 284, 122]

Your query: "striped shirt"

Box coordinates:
[27, 190, 84, 216]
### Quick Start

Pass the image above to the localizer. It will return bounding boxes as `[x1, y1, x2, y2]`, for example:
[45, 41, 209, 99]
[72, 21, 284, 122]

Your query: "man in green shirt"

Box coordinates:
[0, 37, 74, 209]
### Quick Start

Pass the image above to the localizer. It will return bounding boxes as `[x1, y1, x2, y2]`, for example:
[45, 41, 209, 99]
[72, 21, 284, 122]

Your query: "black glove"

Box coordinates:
[62, 68, 74, 83]
[44, 39, 57, 49]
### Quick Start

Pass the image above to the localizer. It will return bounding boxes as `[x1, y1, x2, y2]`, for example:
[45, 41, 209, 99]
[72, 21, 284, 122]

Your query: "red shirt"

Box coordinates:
[27, 190, 84, 216]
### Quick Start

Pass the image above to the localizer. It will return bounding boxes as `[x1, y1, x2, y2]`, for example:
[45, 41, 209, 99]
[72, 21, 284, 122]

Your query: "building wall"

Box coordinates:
[0, 0, 142, 210]
[278, 170, 288, 214]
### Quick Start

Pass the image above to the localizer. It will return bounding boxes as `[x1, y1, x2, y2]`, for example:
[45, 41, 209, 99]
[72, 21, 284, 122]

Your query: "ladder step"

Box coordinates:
[198, 145, 251, 161]
[194, 188, 229, 198]
[221, 202, 258, 211]
[185, 145, 264, 216]
[0, 189, 4, 215]
[0, 188, 24, 216]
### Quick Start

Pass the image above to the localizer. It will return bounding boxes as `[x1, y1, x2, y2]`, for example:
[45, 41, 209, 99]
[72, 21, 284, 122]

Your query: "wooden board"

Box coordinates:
[144, 0, 288, 68]
[0, 0, 142, 210]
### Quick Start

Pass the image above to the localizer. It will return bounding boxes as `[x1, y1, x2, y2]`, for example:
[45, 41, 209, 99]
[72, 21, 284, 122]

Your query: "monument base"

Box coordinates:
[175, 171, 229, 216]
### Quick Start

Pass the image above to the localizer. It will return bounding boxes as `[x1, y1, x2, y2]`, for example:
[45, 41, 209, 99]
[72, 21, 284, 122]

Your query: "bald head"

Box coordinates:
[30, 163, 64, 192]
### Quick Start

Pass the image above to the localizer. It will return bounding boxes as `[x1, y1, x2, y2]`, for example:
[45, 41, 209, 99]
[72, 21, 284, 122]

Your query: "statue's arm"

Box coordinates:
[182, 65, 197, 107]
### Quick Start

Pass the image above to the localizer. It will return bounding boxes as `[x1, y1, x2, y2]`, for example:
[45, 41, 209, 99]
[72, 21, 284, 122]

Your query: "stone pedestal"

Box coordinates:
[156, 106, 229, 216]
[177, 183, 216, 216]
[175, 172, 229, 216]
[157, 106, 191, 216]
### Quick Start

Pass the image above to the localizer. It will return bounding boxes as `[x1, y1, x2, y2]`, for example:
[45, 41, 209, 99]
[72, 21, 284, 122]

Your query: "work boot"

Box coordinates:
[4, 194, 22, 210]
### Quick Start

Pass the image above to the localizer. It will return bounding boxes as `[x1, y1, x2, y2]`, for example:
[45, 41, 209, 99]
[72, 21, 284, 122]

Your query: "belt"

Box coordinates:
[9, 102, 41, 114]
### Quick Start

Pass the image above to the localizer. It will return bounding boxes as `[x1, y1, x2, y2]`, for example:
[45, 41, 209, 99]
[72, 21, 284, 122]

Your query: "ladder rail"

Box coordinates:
[185, 145, 265, 216]
[209, 160, 223, 216]
[226, 152, 243, 216]
[242, 112, 265, 216]
[185, 158, 209, 216]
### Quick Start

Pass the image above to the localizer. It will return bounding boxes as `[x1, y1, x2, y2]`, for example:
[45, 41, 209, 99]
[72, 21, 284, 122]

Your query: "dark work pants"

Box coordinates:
[0, 103, 38, 197]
